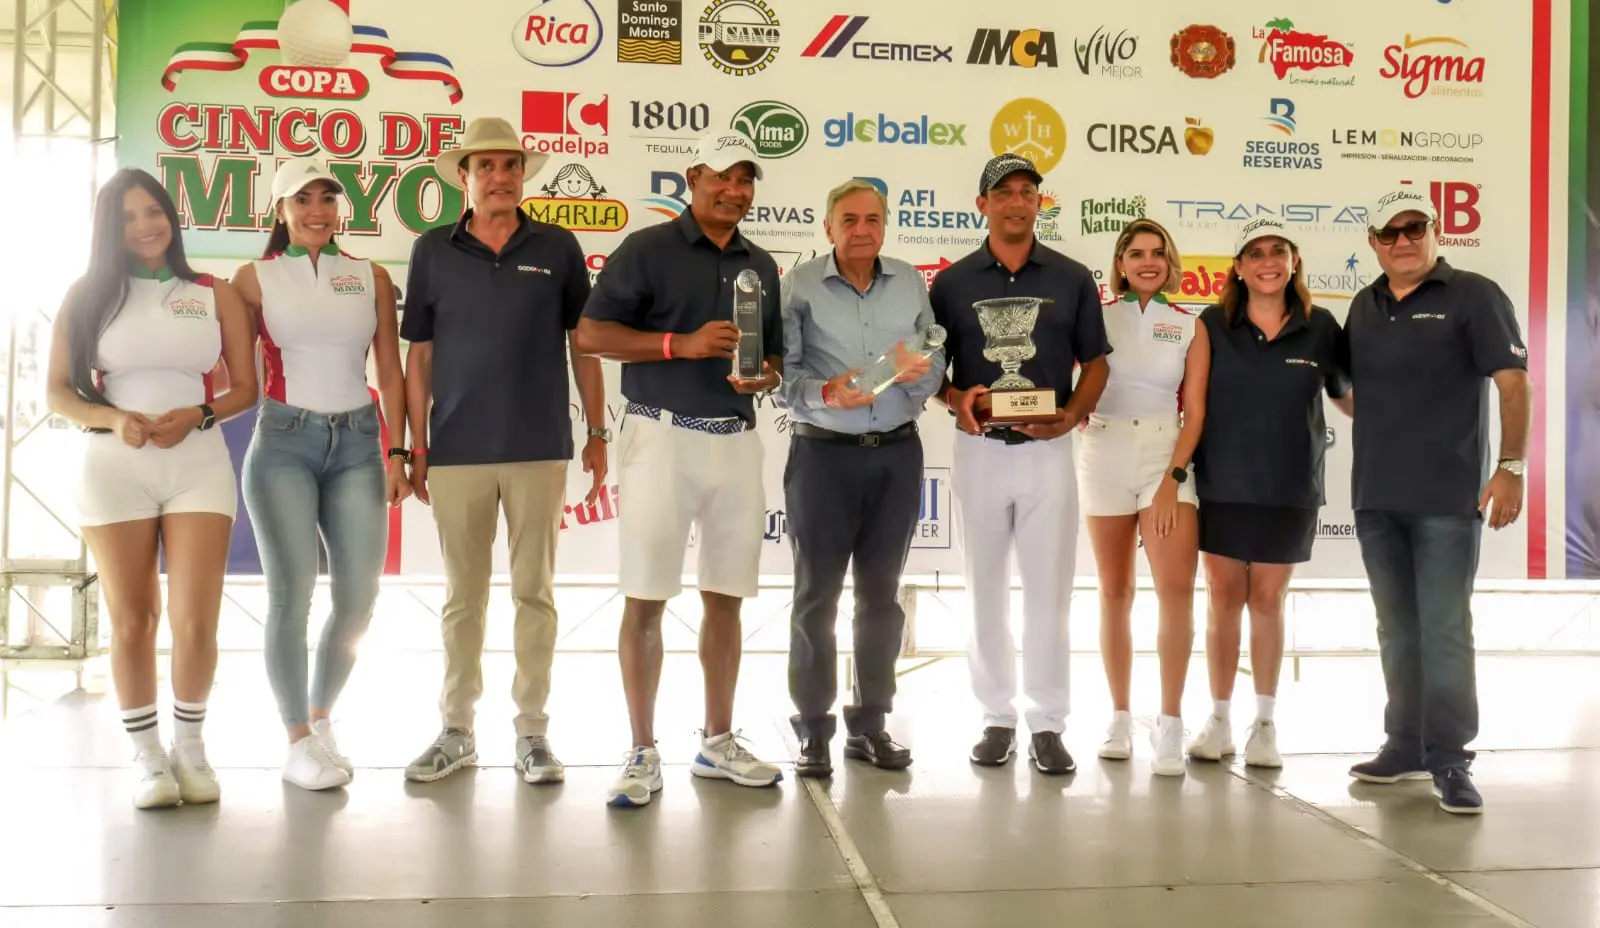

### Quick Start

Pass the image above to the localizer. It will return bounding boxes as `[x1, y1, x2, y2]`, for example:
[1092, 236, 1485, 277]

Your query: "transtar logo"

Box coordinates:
[967, 28, 1059, 67]
[1252, 18, 1355, 80]
[513, 0, 604, 67]
[1379, 34, 1486, 98]
[520, 90, 610, 158]
[802, 14, 954, 62]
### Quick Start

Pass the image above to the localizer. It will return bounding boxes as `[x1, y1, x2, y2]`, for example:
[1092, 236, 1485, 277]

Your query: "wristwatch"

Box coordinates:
[1170, 466, 1189, 484]
[387, 447, 413, 463]
[588, 427, 613, 443]
[1497, 458, 1526, 477]
[197, 404, 216, 431]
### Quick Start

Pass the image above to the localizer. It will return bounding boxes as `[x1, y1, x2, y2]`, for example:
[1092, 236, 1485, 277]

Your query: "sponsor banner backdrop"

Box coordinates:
[116, 0, 1557, 579]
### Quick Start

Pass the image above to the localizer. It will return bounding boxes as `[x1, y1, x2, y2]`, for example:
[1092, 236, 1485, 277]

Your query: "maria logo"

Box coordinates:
[522, 164, 630, 232]
[168, 298, 208, 319]
[1253, 18, 1354, 79]
[329, 274, 366, 295]
[1380, 34, 1486, 99]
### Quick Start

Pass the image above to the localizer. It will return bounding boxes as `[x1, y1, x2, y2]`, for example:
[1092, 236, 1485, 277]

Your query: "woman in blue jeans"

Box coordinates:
[233, 158, 411, 790]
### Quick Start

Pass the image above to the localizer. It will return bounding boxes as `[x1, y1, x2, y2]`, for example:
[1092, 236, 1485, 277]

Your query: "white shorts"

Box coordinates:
[76, 428, 237, 527]
[1076, 414, 1197, 517]
[617, 408, 764, 600]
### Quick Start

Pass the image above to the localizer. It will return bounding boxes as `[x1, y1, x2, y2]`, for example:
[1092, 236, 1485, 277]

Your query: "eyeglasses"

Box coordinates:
[1371, 219, 1433, 245]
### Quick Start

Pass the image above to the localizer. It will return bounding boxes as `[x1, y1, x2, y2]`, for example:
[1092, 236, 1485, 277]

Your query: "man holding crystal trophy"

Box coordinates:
[778, 178, 948, 779]
[932, 154, 1112, 775]
[576, 132, 785, 807]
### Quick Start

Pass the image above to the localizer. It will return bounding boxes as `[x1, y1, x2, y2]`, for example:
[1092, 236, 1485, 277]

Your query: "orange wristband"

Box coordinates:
[663, 333, 673, 360]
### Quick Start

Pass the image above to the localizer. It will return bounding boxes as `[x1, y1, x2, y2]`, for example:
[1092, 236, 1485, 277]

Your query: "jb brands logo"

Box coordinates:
[1400, 179, 1482, 246]
[1380, 34, 1486, 98]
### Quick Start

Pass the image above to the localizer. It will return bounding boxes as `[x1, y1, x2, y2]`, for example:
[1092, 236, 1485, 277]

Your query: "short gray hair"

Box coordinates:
[825, 179, 889, 221]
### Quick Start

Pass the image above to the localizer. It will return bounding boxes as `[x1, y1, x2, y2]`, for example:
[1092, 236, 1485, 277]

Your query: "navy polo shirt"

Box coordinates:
[399, 210, 589, 467]
[929, 241, 1108, 403]
[1343, 258, 1528, 516]
[582, 211, 782, 425]
[1194, 299, 1349, 508]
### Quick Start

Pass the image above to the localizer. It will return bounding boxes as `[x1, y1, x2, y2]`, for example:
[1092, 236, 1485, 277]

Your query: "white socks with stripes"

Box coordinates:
[121, 705, 161, 753]
[173, 700, 207, 744]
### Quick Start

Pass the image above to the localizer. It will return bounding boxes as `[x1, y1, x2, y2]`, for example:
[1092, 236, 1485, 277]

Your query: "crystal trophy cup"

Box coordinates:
[973, 297, 1057, 427]
[732, 268, 764, 381]
[847, 324, 947, 396]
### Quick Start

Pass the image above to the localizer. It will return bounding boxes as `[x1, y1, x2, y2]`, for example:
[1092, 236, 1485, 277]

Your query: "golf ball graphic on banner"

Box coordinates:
[276, 0, 354, 68]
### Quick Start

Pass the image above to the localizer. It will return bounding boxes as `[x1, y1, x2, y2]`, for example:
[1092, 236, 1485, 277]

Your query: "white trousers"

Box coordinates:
[952, 431, 1079, 734]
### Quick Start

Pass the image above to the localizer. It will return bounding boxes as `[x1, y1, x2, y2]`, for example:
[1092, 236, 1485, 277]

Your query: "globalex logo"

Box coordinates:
[823, 112, 966, 148]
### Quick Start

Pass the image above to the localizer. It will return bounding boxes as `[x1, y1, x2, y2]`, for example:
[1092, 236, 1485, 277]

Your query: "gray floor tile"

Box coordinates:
[1450, 868, 1600, 928]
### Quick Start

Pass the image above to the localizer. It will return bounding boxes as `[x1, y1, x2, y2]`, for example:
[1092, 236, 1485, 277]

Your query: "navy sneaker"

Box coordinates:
[1348, 748, 1429, 784]
[1432, 767, 1483, 815]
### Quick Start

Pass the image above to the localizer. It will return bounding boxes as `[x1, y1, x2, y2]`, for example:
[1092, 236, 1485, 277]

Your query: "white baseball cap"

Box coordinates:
[688, 132, 764, 180]
[1368, 187, 1439, 231]
[271, 157, 344, 201]
[1233, 216, 1297, 256]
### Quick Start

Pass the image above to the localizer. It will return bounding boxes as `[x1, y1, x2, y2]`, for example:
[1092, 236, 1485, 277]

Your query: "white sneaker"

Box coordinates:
[1188, 715, 1236, 761]
[692, 731, 783, 787]
[132, 747, 181, 810]
[311, 720, 354, 779]
[607, 746, 664, 808]
[1244, 720, 1283, 768]
[1150, 716, 1186, 777]
[170, 739, 221, 804]
[284, 736, 352, 791]
[1098, 712, 1133, 761]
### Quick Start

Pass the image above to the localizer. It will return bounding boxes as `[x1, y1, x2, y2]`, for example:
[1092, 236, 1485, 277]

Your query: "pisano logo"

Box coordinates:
[731, 101, 807, 158]
[1079, 194, 1146, 235]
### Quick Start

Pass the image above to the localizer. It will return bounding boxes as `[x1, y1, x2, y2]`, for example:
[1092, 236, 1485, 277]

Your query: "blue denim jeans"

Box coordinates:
[243, 399, 387, 726]
[1354, 509, 1482, 772]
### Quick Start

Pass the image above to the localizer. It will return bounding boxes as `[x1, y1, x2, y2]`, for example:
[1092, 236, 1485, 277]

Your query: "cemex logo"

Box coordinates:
[1074, 26, 1140, 78]
[1251, 17, 1354, 81]
[967, 29, 1059, 68]
[823, 112, 966, 147]
[1380, 35, 1486, 98]
[512, 0, 604, 67]
[1399, 179, 1482, 245]
[520, 163, 630, 232]
[521, 91, 609, 158]
[803, 15, 953, 63]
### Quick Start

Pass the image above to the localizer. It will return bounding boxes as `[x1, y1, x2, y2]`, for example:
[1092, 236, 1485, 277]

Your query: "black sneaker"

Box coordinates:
[1432, 768, 1483, 815]
[1349, 748, 1430, 784]
[969, 726, 1016, 766]
[844, 731, 912, 770]
[796, 737, 832, 779]
[1029, 732, 1076, 775]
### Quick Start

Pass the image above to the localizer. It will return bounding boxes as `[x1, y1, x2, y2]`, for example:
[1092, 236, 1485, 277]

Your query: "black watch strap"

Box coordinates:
[1170, 466, 1188, 484]
[387, 447, 413, 462]
[198, 403, 216, 430]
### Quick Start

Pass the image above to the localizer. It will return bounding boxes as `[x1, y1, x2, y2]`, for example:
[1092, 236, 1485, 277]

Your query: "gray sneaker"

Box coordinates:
[517, 735, 565, 784]
[404, 728, 477, 783]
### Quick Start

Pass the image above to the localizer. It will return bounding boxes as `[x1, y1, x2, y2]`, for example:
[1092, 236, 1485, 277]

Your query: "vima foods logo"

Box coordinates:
[697, 0, 781, 76]
[1074, 26, 1140, 78]
[803, 14, 954, 63]
[512, 0, 604, 67]
[520, 163, 630, 232]
[1080, 195, 1146, 235]
[823, 112, 966, 148]
[731, 101, 808, 158]
[1329, 127, 1483, 164]
[990, 98, 1066, 173]
[1380, 34, 1486, 98]
[521, 90, 609, 158]
[618, 0, 682, 64]
[1252, 17, 1355, 84]
[967, 28, 1059, 68]
[160, 0, 463, 103]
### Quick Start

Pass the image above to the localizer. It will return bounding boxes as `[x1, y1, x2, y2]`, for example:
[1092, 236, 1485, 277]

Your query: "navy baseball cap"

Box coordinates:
[978, 154, 1043, 196]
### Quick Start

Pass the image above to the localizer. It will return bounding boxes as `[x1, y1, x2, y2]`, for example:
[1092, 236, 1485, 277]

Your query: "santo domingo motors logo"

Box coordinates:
[512, 0, 604, 67]
[521, 163, 631, 232]
[697, 0, 781, 75]
[161, 0, 463, 102]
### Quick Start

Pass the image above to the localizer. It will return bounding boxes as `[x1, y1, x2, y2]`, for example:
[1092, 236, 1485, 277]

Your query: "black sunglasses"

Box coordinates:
[1371, 219, 1433, 245]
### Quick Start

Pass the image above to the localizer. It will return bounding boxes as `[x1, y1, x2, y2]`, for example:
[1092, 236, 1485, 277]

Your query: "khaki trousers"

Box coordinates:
[428, 461, 566, 737]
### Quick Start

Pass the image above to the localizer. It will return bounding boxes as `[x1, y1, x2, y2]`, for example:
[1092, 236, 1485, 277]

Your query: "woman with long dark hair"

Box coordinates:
[1189, 217, 1352, 769]
[232, 158, 409, 790]
[46, 167, 258, 809]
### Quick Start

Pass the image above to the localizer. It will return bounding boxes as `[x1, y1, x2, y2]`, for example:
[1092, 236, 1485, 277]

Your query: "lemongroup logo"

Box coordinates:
[990, 98, 1065, 173]
[698, 0, 781, 75]
[1379, 34, 1486, 98]
[512, 0, 604, 67]
[731, 101, 808, 158]
[1328, 127, 1482, 164]
[521, 163, 630, 232]
[618, 0, 682, 63]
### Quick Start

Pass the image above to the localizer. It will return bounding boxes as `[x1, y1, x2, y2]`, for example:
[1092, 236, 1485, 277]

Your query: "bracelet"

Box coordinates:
[387, 447, 412, 463]
[821, 382, 834, 408]
[663, 332, 673, 360]
[410, 446, 427, 457]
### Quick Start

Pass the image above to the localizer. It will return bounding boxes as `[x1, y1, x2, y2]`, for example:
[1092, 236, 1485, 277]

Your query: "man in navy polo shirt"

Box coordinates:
[576, 132, 785, 807]
[1342, 187, 1531, 815]
[932, 154, 1110, 775]
[399, 117, 609, 786]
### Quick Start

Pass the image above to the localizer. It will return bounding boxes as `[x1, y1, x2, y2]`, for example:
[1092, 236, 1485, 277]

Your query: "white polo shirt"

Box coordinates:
[255, 244, 377, 414]
[95, 268, 222, 415]
[1095, 292, 1197, 420]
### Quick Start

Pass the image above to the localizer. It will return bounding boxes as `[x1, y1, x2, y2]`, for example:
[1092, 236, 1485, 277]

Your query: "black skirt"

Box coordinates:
[1198, 501, 1317, 564]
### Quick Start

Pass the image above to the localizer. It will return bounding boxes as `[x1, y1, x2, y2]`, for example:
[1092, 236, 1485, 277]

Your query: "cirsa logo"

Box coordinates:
[731, 101, 808, 158]
[513, 0, 604, 67]
[990, 97, 1066, 173]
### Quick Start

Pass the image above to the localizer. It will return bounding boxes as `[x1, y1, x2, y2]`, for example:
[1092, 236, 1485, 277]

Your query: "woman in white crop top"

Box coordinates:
[1076, 218, 1210, 778]
[230, 158, 409, 791]
[46, 168, 259, 810]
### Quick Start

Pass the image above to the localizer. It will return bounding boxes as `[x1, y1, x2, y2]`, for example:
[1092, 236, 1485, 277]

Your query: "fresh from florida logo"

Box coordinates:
[618, 0, 682, 64]
[1252, 17, 1354, 81]
[1379, 34, 1486, 98]
[697, 0, 781, 75]
[512, 0, 604, 67]
[521, 163, 630, 231]
[1075, 26, 1140, 78]
[990, 98, 1066, 173]
[803, 14, 954, 63]
[521, 90, 610, 158]
[731, 101, 808, 158]
[1080, 195, 1146, 235]
[1036, 191, 1063, 241]
[823, 112, 966, 148]
[168, 298, 209, 318]
[161, 0, 463, 102]
[329, 274, 366, 295]
[1169, 24, 1235, 79]
[967, 28, 1059, 68]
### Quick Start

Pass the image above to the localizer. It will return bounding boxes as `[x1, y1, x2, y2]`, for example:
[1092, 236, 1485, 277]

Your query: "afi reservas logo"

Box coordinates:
[1379, 34, 1486, 98]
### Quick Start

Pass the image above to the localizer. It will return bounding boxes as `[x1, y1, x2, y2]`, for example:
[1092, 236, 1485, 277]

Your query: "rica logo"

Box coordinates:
[967, 28, 1059, 68]
[1252, 17, 1354, 79]
[512, 0, 604, 67]
[802, 14, 954, 63]
[521, 90, 609, 158]
[823, 112, 966, 148]
[1380, 34, 1486, 98]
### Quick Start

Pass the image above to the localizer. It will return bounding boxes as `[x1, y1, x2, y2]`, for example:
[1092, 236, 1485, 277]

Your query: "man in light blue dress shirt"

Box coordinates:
[779, 179, 947, 778]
